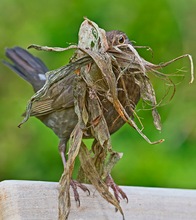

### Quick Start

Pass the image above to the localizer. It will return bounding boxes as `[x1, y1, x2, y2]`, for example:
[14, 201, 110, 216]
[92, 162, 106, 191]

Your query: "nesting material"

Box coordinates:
[19, 18, 194, 219]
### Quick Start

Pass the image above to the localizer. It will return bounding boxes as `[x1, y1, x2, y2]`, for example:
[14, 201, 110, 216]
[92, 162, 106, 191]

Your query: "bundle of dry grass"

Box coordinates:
[19, 18, 194, 219]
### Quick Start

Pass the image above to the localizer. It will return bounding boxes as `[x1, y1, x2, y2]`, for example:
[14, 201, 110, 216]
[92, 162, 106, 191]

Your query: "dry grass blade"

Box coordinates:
[79, 142, 125, 219]
[59, 123, 83, 220]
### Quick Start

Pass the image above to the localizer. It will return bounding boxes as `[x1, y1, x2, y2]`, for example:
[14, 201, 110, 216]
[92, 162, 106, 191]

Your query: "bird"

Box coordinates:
[3, 30, 140, 203]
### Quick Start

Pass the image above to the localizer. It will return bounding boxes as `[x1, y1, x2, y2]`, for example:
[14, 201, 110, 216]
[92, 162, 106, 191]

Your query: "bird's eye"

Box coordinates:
[118, 35, 125, 44]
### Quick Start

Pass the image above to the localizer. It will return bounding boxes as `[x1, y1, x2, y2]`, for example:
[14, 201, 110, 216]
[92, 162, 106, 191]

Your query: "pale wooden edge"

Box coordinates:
[0, 180, 196, 220]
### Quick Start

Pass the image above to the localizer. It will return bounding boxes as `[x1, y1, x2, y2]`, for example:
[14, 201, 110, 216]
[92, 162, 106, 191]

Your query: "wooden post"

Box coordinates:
[0, 180, 196, 220]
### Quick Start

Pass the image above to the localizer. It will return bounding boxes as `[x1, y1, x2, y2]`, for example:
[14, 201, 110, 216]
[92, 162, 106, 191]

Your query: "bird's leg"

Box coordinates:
[105, 174, 128, 203]
[58, 139, 67, 168]
[58, 138, 90, 205]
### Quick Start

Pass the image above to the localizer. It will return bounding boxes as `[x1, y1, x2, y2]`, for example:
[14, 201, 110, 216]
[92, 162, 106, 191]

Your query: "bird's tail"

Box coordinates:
[3, 47, 48, 92]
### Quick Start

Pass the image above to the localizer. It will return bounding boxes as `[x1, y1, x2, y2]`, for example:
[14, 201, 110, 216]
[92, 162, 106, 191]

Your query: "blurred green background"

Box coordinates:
[0, 0, 196, 189]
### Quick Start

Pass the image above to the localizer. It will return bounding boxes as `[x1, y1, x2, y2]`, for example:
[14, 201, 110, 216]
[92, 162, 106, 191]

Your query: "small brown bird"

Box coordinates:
[4, 30, 140, 203]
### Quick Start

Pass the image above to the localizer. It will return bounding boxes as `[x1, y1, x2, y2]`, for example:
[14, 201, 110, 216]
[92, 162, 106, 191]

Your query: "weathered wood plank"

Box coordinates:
[0, 180, 196, 220]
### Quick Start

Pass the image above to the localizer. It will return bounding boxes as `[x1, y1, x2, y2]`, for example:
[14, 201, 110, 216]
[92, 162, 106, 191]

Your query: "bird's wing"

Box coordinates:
[30, 73, 75, 116]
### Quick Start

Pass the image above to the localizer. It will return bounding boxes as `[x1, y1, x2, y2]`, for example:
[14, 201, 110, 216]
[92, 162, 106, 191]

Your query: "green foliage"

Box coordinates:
[0, 0, 196, 189]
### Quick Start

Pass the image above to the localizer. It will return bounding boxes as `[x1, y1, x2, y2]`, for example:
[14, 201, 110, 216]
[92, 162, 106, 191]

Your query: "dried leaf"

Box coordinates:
[78, 142, 125, 219]
[59, 123, 83, 219]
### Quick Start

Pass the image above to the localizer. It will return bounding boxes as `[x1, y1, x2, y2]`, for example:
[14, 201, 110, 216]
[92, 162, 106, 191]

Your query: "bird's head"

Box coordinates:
[106, 30, 131, 48]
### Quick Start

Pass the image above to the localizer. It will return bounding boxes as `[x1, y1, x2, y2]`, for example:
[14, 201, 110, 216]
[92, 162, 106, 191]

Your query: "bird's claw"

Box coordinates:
[70, 180, 90, 206]
[106, 175, 128, 203]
